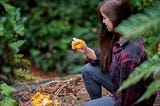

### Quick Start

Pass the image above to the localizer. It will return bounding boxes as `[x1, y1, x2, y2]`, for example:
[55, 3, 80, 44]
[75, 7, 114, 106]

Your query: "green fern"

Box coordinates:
[9, 40, 25, 53]
[14, 57, 31, 69]
[115, 0, 160, 103]
[13, 69, 42, 81]
[115, 1, 160, 40]
[117, 55, 160, 92]
[0, 83, 17, 106]
[136, 80, 160, 103]
[0, 1, 30, 81]
[145, 34, 160, 56]
[129, 0, 158, 11]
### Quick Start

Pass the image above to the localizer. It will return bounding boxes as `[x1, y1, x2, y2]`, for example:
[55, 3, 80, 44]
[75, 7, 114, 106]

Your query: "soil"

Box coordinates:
[12, 74, 111, 106]
[12, 64, 160, 106]
[28, 63, 58, 78]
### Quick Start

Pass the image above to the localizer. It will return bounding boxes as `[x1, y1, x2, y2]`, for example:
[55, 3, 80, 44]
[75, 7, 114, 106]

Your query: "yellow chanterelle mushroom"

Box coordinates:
[71, 37, 86, 49]
[31, 92, 56, 106]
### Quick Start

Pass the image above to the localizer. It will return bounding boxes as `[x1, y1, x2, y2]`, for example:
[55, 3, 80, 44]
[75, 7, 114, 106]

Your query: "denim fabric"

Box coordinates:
[82, 63, 115, 106]
[83, 96, 115, 106]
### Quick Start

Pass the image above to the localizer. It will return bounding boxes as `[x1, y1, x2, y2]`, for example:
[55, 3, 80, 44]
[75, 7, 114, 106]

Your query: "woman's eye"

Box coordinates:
[103, 17, 106, 20]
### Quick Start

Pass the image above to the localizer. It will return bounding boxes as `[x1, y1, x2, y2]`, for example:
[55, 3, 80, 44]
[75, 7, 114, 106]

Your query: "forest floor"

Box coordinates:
[12, 74, 111, 106]
[11, 64, 160, 106]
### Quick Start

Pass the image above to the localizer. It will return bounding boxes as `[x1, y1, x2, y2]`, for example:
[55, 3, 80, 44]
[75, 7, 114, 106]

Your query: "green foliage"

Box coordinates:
[13, 69, 42, 81]
[136, 80, 160, 103]
[117, 55, 160, 92]
[0, 1, 30, 80]
[116, 0, 160, 103]
[56, 51, 86, 75]
[0, 83, 18, 106]
[115, 2, 160, 41]
[0, 83, 16, 96]
[9, 40, 25, 53]
[0, 97, 17, 106]
[129, 0, 158, 11]
[9, 0, 100, 74]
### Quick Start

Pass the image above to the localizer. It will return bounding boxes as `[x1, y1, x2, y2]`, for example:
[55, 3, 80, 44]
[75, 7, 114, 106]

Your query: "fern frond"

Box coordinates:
[11, 54, 31, 69]
[1, 2, 15, 12]
[14, 58, 31, 69]
[13, 69, 42, 81]
[117, 55, 160, 92]
[9, 40, 25, 53]
[146, 34, 160, 56]
[115, 1, 160, 40]
[136, 80, 160, 104]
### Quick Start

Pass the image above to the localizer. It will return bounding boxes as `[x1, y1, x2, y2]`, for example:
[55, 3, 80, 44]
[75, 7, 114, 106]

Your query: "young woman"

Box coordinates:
[71, 0, 157, 106]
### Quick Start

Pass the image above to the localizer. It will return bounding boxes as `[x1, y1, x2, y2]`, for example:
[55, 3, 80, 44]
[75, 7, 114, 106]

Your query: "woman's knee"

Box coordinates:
[81, 63, 94, 75]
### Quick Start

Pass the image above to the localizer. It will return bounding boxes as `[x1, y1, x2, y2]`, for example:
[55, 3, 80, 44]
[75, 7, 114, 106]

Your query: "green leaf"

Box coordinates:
[13, 54, 24, 58]
[117, 55, 160, 92]
[30, 49, 40, 56]
[2, 3, 15, 12]
[2, 66, 11, 74]
[0, 97, 18, 106]
[136, 80, 160, 104]
[0, 83, 16, 97]
[115, 1, 160, 40]
[0, 0, 9, 3]
[9, 40, 25, 53]
[14, 69, 42, 81]
[14, 58, 31, 69]
[14, 24, 25, 35]
[0, 24, 4, 36]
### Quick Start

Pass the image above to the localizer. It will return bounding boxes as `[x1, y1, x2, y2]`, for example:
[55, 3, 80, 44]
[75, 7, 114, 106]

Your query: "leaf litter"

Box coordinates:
[11, 74, 111, 106]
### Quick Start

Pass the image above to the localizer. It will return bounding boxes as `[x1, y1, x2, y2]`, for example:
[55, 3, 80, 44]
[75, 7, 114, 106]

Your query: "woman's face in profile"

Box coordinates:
[100, 10, 114, 32]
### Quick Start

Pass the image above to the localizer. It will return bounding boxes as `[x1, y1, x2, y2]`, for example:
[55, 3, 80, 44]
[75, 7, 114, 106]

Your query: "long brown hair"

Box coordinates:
[97, 0, 131, 71]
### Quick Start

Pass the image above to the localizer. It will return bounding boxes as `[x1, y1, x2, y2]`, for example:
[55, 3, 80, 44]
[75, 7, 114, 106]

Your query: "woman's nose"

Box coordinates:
[102, 19, 105, 24]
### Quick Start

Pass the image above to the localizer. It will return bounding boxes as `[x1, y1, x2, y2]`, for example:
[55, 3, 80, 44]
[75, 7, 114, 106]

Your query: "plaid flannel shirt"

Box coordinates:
[89, 39, 157, 106]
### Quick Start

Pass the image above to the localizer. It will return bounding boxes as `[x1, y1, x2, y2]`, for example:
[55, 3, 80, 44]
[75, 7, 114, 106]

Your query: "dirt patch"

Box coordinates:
[12, 74, 111, 106]
[28, 63, 58, 78]
[12, 74, 160, 106]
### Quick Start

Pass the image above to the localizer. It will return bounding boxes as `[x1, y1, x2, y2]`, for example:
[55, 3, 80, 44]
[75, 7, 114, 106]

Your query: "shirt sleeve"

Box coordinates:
[87, 49, 100, 66]
[114, 60, 139, 106]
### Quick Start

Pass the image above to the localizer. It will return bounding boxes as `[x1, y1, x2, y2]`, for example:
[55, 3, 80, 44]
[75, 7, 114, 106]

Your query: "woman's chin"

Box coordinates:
[107, 28, 114, 32]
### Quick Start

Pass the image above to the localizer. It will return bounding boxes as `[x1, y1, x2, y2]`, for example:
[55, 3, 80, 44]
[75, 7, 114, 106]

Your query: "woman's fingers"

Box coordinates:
[73, 37, 78, 41]
[71, 37, 86, 49]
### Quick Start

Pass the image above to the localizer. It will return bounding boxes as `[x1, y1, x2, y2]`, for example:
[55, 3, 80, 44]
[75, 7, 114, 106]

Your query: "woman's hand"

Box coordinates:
[71, 37, 97, 60]
[71, 37, 87, 54]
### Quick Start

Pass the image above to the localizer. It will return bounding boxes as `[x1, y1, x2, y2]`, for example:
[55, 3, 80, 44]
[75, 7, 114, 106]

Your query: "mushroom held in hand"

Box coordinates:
[71, 37, 86, 49]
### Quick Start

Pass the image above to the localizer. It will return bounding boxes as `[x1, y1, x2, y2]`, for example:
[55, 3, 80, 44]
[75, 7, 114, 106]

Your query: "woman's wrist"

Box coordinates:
[83, 46, 88, 54]
[84, 47, 97, 60]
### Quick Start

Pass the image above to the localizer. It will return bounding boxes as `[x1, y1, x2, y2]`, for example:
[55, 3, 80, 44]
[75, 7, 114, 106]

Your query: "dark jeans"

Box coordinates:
[81, 63, 115, 106]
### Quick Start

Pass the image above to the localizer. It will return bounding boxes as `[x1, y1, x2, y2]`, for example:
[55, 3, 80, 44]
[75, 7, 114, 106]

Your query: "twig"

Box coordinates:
[54, 79, 72, 96]
[41, 79, 72, 87]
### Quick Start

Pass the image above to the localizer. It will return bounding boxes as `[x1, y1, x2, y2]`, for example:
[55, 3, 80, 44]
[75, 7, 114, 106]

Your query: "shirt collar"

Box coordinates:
[113, 39, 128, 53]
[114, 39, 128, 48]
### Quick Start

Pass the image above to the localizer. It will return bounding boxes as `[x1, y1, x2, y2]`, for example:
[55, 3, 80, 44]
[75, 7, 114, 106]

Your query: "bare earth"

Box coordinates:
[12, 74, 160, 106]
[12, 74, 111, 106]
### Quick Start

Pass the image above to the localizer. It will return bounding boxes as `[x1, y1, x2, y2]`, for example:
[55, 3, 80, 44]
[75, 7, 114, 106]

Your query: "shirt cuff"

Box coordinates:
[87, 58, 100, 66]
